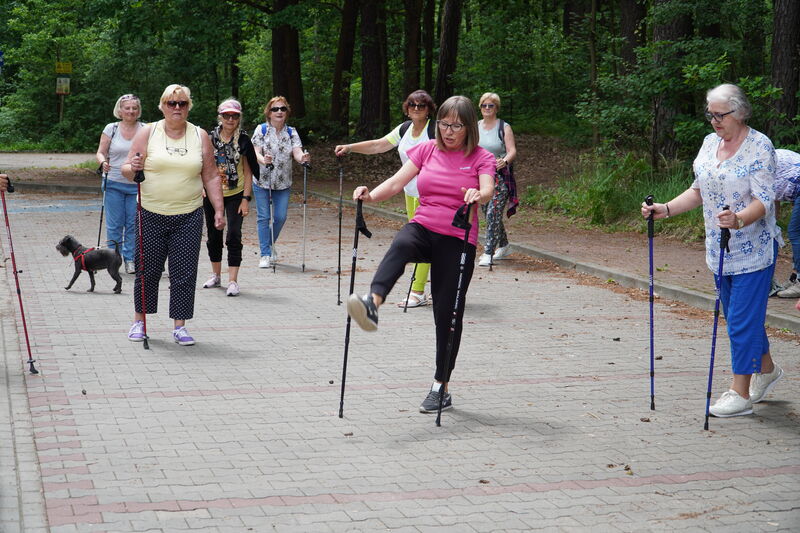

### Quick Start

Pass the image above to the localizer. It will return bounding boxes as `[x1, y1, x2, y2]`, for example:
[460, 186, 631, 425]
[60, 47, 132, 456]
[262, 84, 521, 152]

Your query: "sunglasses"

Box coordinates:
[480, 103, 496, 109]
[166, 100, 189, 109]
[270, 106, 288, 112]
[407, 102, 427, 110]
[120, 94, 138, 101]
[221, 113, 241, 120]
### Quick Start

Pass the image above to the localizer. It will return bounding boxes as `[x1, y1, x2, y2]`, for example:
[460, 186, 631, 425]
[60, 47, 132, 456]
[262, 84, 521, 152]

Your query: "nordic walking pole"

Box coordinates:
[337, 156, 344, 305]
[96, 165, 108, 247]
[301, 151, 310, 272]
[645, 195, 655, 411]
[436, 203, 473, 426]
[338, 199, 372, 418]
[403, 263, 419, 313]
[1, 177, 38, 374]
[133, 155, 149, 350]
[265, 153, 277, 274]
[704, 206, 731, 431]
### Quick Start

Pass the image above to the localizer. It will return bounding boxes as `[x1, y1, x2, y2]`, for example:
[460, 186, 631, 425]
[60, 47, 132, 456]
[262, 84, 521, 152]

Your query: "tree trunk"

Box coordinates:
[619, 0, 645, 73]
[650, 0, 692, 166]
[356, 0, 385, 138]
[377, 2, 390, 131]
[563, 0, 588, 38]
[739, 0, 766, 77]
[330, 0, 360, 134]
[588, 0, 599, 145]
[231, 27, 242, 98]
[433, 0, 462, 105]
[272, 0, 305, 117]
[770, 0, 800, 138]
[422, 0, 435, 92]
[403, 0, 423, 98]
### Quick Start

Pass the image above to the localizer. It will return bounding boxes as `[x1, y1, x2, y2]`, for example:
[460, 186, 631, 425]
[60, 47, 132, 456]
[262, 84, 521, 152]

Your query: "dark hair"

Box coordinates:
[402, 90, 436, 118]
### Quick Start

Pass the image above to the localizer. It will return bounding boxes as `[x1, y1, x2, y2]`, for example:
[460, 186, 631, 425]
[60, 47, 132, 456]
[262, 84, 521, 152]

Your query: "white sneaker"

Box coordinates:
[125, 261, 136, 274]
[226, 281, 240, 297]
[259, 256, 270, 269]
[709, 390, 753, 418]
[478, 253, 492, 267]
[776, 280, 800, 298]
[270, 247, 278, 264]
[749, 364, 783, 403]
[202, 274, 220, 288]
[493, 245, 510, 260]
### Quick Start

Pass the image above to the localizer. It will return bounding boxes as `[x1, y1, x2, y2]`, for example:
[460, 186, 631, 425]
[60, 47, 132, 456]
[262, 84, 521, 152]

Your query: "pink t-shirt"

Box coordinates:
[407, 140, 495, 245]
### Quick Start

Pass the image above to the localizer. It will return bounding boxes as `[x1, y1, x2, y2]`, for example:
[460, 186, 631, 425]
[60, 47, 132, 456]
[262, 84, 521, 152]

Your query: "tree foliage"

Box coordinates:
[0, 0, 797, 159]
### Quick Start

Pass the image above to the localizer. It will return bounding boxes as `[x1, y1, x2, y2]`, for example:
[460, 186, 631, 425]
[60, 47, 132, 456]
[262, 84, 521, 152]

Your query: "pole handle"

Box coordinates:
[645, 195, 655, 238]
[6, 176, 14, 193]
[356, 200, 372, 238]
[720, 205, 731, 252]
[133, 153, 145, 183]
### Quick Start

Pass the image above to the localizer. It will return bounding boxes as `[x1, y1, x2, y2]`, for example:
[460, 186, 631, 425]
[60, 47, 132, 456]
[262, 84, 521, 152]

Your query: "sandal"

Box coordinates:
[397, 292, 429, 308]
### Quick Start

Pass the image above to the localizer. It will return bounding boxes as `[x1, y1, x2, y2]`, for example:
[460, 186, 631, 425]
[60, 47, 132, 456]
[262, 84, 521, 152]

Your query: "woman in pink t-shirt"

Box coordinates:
[347, 96, 495, 414]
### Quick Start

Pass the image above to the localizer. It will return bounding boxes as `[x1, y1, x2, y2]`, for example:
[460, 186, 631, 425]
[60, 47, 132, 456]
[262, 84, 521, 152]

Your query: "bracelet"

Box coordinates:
[665, 203, 671, 218]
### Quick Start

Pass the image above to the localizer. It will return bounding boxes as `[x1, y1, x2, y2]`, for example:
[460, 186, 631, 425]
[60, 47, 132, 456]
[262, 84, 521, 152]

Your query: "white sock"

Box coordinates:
[431, 382, 442, 392]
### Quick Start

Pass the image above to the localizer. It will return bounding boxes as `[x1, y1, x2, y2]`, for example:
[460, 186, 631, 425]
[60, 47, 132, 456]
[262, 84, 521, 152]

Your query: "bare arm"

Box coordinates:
[199, 131, 224, 228]
[293, 146, 310, 164]
[501, 124, 517, 165]
[641, 187, 703, 220]
[96, 132, 112, 173]
[353, 159, 420, 202]
[335, 138, 395, 157]
[121, 125, 152, 181]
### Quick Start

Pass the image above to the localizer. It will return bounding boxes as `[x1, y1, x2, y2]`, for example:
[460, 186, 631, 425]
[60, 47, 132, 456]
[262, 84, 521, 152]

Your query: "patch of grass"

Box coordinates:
[0, 141, 51, 152]
[523, 152, 706, 242]
[73, 159, 100, 170]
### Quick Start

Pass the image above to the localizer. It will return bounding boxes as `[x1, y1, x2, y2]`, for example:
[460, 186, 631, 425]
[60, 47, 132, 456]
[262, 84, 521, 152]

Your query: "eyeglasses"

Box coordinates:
[166, 100, 189, 109]
[165, 135, 188, 156]
[704, 109, 735, 122]
[407, 102, 427, 110]
[437, 120, 464, 132]
[221, 113, 240, 120]
[480, 103, 496, 109]
[270, 106, 288, 113]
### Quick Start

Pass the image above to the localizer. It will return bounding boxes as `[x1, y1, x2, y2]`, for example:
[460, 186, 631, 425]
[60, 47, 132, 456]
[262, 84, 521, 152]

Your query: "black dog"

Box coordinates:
[56, 235, 123, 293]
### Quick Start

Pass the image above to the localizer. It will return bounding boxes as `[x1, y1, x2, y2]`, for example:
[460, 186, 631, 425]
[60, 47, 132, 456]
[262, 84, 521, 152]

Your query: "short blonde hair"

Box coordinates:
[157, 84, 193, 112]
[113, 94, 141, 120]
[479, 92, 501, 112]
[264, 96, 291, 119]
[435, 95, 479, 155]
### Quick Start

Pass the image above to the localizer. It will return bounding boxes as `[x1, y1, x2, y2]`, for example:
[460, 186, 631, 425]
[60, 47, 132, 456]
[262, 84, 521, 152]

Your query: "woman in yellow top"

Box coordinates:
[122, 84, 225, 346]
[201, 99, 257, 297]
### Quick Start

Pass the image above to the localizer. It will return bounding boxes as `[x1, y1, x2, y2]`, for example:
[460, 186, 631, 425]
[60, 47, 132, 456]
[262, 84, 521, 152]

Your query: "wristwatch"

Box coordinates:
[242, 195, 252, 201]
[736, 215, 744, 229]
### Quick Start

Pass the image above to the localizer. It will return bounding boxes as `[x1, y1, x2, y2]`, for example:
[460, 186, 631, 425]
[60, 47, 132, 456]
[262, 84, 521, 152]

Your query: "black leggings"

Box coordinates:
[371, 223, 476, 382]
[203, 192, 244, 267]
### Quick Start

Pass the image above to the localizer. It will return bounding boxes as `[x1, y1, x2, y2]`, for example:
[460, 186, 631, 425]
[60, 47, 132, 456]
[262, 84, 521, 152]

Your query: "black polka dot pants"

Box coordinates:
[134, 207, 203, 320]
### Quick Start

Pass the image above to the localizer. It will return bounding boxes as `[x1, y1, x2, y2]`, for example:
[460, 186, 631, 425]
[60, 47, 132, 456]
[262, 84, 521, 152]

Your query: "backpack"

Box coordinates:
[398, 119, 436, 140]
[260, 123, 294, 139]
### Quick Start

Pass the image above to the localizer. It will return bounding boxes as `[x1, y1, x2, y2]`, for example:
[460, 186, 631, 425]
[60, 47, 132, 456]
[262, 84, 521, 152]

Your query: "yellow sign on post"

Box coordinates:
[56, 77, 71, 95]
[55, 61, 72, 74]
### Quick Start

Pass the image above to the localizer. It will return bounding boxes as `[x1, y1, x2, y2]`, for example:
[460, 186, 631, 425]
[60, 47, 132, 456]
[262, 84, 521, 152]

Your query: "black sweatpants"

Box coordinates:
[134, 207, 203, 320]
[371, 222, 476, 382]
[203, 192, 244, 267]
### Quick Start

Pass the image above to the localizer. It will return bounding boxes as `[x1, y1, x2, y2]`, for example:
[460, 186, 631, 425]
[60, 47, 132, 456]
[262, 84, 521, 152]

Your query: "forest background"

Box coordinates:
[0, 0, 798, 233]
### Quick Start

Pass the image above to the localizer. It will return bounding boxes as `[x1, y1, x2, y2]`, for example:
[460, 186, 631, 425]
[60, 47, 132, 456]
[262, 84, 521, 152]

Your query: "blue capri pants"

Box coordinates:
[716, 240, 777, 375]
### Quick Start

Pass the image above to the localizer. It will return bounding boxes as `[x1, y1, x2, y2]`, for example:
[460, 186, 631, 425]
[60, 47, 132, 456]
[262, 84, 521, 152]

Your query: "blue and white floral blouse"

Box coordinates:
[692, 128, 782, 276]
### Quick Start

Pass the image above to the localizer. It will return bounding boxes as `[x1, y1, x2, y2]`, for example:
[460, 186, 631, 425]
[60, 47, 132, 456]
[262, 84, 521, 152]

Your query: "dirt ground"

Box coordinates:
[2, 134, 798, 336]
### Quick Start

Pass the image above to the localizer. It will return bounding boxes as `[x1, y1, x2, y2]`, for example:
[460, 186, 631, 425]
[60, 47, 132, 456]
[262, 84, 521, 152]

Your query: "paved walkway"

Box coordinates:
[0, 191, 798, 532]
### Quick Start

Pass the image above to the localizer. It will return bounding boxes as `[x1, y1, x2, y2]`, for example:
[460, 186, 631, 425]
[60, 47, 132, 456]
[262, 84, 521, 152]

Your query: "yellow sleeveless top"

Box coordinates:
[142, 120, 204, 215]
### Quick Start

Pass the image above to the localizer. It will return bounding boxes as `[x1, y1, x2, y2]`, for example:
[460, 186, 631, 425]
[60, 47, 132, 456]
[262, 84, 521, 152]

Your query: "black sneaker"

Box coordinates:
[419, 389, 452, 413]
[347, 293, 379, 331]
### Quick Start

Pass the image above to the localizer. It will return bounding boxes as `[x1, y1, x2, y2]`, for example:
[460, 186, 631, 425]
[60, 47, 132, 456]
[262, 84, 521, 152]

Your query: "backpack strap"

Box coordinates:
[497, 119, 506, 147]
[398, 120, 412, 138]
[261, 122, 267, 136]
[111, 123, 119, 140]
[287, 126, 293, 138]
[426, 119, 436, 139]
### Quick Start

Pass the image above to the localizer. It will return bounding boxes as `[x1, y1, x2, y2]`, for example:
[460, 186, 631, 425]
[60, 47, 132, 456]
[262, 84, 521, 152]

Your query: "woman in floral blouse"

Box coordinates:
[251, 96, 311, 269]
[641, 84, 784, 418]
